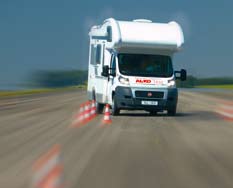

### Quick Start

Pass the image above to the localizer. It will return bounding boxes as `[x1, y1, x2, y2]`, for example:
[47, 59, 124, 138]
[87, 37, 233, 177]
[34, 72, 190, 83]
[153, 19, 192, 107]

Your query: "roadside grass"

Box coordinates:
[0, 85, 87, 98]
[196, 85, 233, 89]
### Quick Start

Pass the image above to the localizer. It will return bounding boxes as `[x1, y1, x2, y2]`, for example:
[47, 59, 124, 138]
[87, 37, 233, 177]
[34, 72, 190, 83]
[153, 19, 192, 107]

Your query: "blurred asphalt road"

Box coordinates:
[0, 89, 233, 188]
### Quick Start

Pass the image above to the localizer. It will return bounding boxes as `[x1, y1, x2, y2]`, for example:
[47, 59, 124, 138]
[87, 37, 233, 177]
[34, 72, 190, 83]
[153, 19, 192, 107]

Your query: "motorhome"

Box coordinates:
[87, 18, 186, 116]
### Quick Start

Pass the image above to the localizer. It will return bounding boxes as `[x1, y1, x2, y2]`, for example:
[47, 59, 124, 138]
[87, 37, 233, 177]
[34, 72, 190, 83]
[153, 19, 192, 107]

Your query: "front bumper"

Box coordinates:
[114, 86, 178, 111]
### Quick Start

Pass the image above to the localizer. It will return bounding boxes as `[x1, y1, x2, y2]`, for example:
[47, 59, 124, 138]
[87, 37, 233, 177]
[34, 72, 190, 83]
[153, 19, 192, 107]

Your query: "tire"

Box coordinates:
[112, 95, 120, 116]
[149, 110, 157, 116]
[96, 102, 104, 114]
[167, 106, 176, 116]
[92, 90, 104, 114]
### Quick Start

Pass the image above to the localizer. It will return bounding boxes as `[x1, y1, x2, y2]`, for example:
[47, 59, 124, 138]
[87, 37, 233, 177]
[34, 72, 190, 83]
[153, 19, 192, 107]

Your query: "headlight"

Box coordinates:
[168, 78, 176, 88]
[118, 76, 129, 85]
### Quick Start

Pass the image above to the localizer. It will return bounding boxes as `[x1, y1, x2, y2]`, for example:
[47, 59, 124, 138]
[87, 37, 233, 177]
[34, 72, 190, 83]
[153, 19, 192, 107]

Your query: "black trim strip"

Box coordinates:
[92, 36, 108, 40]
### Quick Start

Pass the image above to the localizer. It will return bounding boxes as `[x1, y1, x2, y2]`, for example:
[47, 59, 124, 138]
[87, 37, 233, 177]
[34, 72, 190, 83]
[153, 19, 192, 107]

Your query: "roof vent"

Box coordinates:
[133, 19, 152, 23]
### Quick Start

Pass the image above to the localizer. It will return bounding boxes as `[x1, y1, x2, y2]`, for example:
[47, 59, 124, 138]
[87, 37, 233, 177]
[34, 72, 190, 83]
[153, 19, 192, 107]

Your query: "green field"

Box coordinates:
[196, 84, 233, 89]
[0, 85, 86, 98]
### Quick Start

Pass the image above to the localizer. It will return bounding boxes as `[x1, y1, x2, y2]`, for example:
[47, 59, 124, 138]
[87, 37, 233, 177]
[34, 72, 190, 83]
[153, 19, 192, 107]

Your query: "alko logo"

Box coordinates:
[136, 79, 152, 84]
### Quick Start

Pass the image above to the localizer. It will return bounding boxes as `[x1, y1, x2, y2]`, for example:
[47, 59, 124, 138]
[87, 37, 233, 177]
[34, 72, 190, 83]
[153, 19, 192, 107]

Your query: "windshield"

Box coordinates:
[118, 54, 173, 77]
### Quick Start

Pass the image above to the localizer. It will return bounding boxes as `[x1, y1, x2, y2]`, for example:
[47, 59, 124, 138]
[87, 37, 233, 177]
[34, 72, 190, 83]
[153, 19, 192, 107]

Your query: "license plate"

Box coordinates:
[141, 100, 158, 105]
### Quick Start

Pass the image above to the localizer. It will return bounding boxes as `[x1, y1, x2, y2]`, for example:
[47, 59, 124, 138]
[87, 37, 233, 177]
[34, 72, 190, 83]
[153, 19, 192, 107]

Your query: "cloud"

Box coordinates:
[99, 7, 114, 20]
[80, 7, 114, 69]
[83, 7, 114, 34]
[170, 12, 192, 41]
[83, 17, 96, 34]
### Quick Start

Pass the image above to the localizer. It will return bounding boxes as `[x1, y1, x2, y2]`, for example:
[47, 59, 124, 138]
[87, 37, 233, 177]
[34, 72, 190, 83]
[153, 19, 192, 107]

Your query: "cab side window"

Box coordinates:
[90, 44, 96, 65]
[96, 44, 101, 65]
[90, 44, 102, 65]
[110, 55, 116, 76]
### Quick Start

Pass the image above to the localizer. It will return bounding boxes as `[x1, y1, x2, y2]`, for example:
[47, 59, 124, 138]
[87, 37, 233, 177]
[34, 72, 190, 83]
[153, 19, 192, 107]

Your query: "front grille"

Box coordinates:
[135, 91, 164, 99]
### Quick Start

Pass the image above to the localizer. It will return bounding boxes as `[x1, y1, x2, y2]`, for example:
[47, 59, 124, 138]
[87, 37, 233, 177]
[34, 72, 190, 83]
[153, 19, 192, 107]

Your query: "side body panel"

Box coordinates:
[87, 37, 112, 104]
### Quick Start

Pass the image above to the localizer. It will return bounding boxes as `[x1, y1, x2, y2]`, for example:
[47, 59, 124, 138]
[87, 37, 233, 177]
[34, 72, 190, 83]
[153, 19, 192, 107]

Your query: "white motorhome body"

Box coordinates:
[87, 18, 186, 115]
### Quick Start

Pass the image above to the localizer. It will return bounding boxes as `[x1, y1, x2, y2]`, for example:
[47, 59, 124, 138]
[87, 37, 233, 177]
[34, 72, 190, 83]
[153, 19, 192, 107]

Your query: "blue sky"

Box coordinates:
[0, 0, 232, 89]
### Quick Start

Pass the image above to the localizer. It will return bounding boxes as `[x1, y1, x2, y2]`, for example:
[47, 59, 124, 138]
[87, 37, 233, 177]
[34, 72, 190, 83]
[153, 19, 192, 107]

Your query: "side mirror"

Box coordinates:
[175, 69, 187, 81]
[101, 65, 109, 77]
[180, 69, 187, 81]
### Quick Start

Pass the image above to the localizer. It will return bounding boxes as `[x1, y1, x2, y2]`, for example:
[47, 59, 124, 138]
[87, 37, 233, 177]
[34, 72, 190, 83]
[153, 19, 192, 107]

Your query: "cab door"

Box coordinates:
[107, 54, 117, 105]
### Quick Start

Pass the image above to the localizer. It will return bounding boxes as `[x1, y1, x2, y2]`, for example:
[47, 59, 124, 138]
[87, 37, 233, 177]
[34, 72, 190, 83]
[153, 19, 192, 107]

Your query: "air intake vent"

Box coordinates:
[135, 91, 164, 99]
[133, 19, 152, 23]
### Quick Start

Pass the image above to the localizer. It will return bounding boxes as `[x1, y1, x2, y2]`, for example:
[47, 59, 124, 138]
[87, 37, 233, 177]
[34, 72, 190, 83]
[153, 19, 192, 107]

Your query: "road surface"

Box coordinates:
[0, 89, 233, 188]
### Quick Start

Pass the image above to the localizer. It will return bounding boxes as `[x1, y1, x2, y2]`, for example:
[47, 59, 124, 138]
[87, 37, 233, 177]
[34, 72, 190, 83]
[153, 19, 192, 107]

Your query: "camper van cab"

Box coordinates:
[87, 18, 186, 116]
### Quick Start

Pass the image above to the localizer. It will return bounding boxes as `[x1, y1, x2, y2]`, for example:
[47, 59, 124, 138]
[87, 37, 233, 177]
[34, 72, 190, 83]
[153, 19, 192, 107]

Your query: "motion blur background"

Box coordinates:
[0, 1, 233, 188]
[0, 0, 232, 90]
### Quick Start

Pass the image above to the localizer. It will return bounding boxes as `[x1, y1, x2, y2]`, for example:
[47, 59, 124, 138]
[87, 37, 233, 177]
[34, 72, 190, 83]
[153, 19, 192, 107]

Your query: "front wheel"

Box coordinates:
[149, 110, 157, 116]
[96, 102, 104, 114]
[167, 106, 177, 116]
[112, 96, 120, 116]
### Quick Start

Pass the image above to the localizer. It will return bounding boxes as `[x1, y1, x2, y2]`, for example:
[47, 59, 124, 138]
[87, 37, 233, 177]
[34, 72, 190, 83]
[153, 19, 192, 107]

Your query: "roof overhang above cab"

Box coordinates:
[115, 20, 184, 52]
[90, 18, 184, 53]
